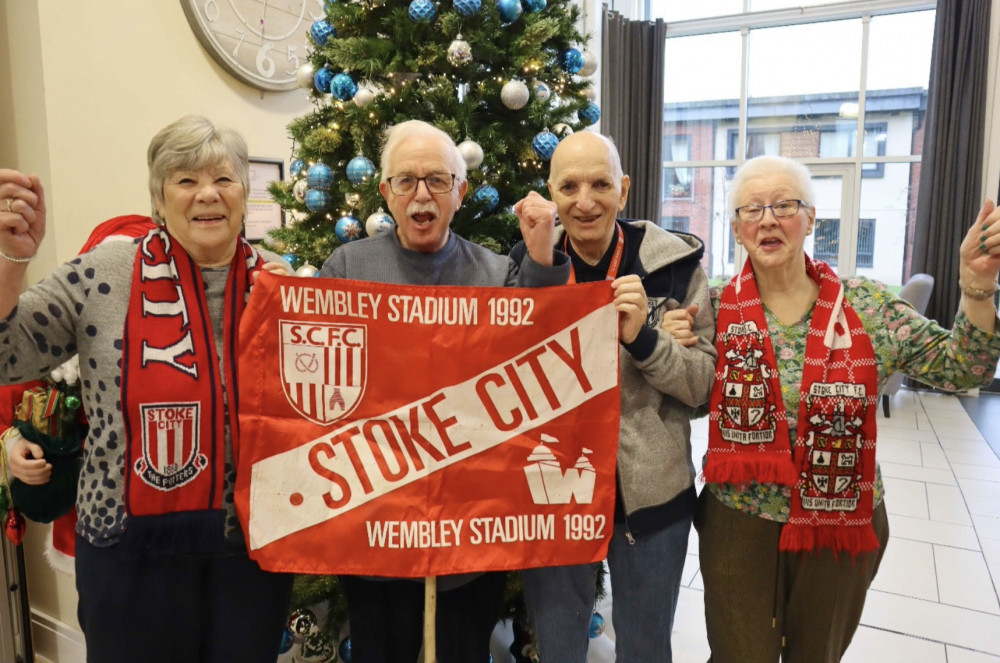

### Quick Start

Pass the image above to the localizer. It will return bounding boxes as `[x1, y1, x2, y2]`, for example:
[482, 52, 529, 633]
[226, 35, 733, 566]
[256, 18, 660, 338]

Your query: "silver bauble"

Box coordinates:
[296, 63, 315, 89]
[345, 192, 362, 208]
[458, 139, 485, 169]
[353, 86, 376, 107]
[584, 85, 597, 102]
[552, 123, 574, 137]
[296, 263, 319, 278]
[447, 35, 473, 67]
[500, 79, 530, 110]
[578, 50, 598, 77]
[293, 179, 310, 203]
[531, 80, 551, 102]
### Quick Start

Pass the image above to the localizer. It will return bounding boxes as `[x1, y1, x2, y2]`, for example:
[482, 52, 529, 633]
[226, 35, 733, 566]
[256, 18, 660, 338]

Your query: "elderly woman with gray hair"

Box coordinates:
[0, 115, 292, 663]
[661, 154, 1000, 662]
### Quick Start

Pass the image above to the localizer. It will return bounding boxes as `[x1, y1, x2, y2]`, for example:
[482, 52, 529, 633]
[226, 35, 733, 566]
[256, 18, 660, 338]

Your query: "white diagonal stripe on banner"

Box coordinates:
[248, 303, 618, 549]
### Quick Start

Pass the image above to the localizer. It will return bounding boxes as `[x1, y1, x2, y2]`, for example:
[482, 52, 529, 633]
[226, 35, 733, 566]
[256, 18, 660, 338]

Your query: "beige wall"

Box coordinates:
[1, 0, 311, 648]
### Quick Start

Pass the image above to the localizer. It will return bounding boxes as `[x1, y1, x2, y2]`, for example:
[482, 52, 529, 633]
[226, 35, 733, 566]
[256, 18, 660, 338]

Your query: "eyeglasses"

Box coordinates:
[734, 199, 807, 223]
[386, 173, 457, 196]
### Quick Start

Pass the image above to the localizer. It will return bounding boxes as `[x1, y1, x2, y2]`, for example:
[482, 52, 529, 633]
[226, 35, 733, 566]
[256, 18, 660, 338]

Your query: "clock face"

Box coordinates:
[181, 0, 325, 91]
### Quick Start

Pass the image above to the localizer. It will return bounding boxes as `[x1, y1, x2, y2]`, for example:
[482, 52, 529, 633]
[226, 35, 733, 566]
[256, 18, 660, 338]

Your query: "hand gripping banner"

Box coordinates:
[235, 274, 621, 577]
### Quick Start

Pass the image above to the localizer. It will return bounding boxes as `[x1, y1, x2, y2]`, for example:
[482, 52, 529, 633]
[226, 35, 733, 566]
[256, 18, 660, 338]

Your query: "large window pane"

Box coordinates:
[859, 163, 918, 286]
[744, 20, 862, 160]
[660, 167, 737, 281]
[647, 2, 743, 22]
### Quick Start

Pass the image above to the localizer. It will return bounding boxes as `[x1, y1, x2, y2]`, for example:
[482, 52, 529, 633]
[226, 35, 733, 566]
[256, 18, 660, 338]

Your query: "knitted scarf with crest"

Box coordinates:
[707, 255, 880, 555]
[121, 227, 263, 549]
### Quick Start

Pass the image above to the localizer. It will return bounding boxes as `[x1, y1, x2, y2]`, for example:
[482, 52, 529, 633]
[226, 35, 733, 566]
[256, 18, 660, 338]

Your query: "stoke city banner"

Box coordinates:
[235, 273, 620, 577]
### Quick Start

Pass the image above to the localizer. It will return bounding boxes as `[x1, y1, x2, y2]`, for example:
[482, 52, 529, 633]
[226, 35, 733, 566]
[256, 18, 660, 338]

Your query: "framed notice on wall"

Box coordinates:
[245, 158, 284, 242]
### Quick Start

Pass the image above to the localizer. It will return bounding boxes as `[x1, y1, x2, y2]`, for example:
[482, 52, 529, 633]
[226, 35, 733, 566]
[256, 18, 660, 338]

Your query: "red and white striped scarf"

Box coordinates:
[707, 255, 880, 555]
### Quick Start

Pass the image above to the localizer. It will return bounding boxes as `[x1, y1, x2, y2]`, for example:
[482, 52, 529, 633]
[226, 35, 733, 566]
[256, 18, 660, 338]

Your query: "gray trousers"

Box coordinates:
[696, 490, 890, 663]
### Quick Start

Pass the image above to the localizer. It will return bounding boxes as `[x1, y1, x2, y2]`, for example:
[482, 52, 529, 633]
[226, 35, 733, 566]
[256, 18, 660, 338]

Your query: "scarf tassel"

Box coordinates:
[703, 454, 800, 487]
[778, 522, 881, 557]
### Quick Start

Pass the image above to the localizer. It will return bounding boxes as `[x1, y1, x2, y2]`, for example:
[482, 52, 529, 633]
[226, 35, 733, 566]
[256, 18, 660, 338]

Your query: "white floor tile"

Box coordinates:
[879, 461, 957, 486]
[972, 513, 1000, 542]
[672, 587, 710, 663]
[878, 424, 941, 443]
[888, 513, 980, 550]
[946, 646, 1000, 663]
[927, 483, 973, 526]
[922, 442, 953, 469]
[883, 476, 929, 519]
[842, 626, 946, 663]
[877, 435, 924, 466]
[935, 545, 1000, 614]
[870, 537, 938, 601]
[861, 590, 1000, 655]
[681, 553, 699, 587]
[945, 446, 1000, 468]
[954, 464, 1000, 483]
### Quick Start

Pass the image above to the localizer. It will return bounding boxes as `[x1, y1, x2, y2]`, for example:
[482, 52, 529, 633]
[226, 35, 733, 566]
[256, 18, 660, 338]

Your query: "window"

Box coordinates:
[663, 135, 693, 198]
[663, 216, 690, 232]
[814, 218, 840, 265]
[654, 3, 933, 284]
[819, 123, 887, 177]
[856, 219, 876, 268]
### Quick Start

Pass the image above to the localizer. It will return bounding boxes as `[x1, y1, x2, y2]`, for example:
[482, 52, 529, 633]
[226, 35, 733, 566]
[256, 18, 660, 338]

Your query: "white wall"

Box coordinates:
[1, 1, 312, 657]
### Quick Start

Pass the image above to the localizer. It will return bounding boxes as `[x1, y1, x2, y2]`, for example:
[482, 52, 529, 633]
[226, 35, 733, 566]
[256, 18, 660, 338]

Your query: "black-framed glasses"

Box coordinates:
[386, 173, 457, 195]
[734, 199, 807, 223]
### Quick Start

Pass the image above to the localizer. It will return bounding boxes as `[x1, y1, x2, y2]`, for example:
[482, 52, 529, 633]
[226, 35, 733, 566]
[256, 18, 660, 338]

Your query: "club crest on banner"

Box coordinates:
[280, 321, 367, 425]
[134, 402, 206, 490]
[800, 382, 867, 512]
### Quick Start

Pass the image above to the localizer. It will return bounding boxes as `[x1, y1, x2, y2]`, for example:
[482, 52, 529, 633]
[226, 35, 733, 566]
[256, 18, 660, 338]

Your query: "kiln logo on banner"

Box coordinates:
[523, 433, 597, 505]
[279, 321, 367, 425]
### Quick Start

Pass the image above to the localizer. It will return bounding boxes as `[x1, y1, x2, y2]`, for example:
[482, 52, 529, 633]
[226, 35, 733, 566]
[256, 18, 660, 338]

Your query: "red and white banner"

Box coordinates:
[235, 274, 620, 577]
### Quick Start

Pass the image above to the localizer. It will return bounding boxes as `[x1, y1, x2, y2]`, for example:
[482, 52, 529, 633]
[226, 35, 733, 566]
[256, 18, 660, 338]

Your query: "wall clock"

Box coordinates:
[180, 0, 324, 91]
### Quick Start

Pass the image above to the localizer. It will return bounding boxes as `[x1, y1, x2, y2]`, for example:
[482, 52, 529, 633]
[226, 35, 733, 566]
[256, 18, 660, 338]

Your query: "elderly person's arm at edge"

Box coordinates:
[0, 170, 45, 322]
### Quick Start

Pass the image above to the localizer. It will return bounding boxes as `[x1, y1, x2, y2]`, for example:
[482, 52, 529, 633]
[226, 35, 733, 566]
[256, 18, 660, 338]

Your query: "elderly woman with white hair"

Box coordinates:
[0, 115, 292, 663]
[662, 154, 1000, 662]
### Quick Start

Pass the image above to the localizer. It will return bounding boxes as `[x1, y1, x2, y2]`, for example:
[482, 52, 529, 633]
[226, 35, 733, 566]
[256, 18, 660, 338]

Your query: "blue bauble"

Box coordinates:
[290, 158, 306, 177]
[278, 627, 294, 654]
[473, 184, 500, 212]
[453, 0, 481, 16]
[346, 156, 376, 185]
[531, 130, 559, 161]
[305, 189, 332, 211]
[282, 253, 298, 266]
[409, 0, 436, 21]
[496, 0, 522, 23]
[521, 0, 546, 11]
[313, 67, 335, 93]
[338, 636, 352, 663]
[307, 162, 334, 190]
[578, 102, 601, 126]
[559, 48, 584, 74]
[310, 19, 336, 46]
[589, 611, 605, 638]
[335, 215, 363, 243]
[330, 73, 358, 101]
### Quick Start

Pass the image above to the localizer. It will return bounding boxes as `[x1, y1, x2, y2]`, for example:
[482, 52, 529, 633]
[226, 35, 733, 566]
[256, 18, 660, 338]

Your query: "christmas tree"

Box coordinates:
[268, 1, 600, 659]
[265, 0, 598, 273]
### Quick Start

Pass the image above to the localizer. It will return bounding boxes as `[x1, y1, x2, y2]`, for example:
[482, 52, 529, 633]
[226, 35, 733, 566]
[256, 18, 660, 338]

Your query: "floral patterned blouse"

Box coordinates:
[707, 276, 1000, 522]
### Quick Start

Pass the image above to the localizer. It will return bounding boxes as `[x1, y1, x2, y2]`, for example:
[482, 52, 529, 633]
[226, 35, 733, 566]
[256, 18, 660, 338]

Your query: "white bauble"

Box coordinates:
[365, 210, 395, 237]
[293, 179, 310, 203]
[296, 63, 316, 89]
[532, 80, 551, 102]
[584, 85, 597, 102]
[458, 139, 485, 169]
[500, 79, 530, 110]
[353, 86, 376, 107]
[296, 263, 319, 277]
[578, 50, 598, 77]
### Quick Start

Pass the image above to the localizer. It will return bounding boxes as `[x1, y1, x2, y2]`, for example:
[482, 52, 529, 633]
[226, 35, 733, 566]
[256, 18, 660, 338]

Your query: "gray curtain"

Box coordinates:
[601, 10, 667, 223]
[911, 0, 992, 328]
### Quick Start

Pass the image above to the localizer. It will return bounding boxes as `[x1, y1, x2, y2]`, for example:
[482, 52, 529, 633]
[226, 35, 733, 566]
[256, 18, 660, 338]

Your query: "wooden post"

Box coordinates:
[424, 576, 437, 663]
